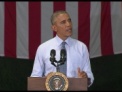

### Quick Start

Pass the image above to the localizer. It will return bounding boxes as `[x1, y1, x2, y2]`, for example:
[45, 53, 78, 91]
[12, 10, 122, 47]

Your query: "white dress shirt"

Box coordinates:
[30, 35, 94, 86]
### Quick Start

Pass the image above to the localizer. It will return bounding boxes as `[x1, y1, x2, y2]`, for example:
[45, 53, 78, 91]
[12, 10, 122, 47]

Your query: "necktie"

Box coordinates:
[62, 41, 66, 49]
[60, 42, 67, 76]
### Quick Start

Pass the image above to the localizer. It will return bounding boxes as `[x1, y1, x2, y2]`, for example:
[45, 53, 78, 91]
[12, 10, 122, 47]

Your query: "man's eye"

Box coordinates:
[61, 21, 66, 24]
[68, 19, 71, 22]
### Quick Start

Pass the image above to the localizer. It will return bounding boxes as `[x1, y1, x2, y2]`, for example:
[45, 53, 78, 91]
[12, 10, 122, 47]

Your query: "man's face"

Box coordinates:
[52, 13, 72, 40]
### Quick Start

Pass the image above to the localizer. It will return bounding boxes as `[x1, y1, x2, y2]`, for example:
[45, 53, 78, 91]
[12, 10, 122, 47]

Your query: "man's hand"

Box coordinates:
[77, 67, 91, 86]
[77, 67, 88, 78]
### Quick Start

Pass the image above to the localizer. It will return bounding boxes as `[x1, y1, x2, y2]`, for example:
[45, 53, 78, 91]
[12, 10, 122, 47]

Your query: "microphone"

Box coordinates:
[60, 49, 66, 65]
[50, 49, 56, 66]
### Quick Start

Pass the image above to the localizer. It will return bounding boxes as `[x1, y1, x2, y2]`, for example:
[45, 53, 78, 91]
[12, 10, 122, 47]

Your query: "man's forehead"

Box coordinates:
[56, 14, 70, 20]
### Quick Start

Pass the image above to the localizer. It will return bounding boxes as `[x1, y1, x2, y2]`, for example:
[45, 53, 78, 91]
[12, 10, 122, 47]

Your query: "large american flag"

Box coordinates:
[0, 1, 122, 59]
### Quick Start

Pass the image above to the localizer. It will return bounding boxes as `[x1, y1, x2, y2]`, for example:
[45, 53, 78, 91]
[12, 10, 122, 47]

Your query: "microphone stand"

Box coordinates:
[50, 59, 66, 72]
[56, 61, 60, 72]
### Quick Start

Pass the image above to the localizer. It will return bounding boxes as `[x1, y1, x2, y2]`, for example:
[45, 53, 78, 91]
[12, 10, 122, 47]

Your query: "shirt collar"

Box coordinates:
[54, 35, 72, 47]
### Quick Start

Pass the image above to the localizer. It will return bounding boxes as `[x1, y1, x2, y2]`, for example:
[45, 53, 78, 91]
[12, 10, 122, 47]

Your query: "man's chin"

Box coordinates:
[68, 33, 72, 37]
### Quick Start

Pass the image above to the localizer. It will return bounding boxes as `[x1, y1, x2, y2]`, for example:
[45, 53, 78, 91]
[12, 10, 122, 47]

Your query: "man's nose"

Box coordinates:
[66, 21, 71, 26]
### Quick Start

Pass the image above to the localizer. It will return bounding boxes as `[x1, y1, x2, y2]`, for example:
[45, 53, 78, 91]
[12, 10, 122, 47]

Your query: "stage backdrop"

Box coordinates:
[0, 1, 122, 59]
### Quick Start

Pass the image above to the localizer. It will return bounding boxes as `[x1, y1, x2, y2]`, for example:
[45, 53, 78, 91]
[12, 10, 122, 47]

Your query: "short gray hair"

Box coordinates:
[51, 10, 69, 25]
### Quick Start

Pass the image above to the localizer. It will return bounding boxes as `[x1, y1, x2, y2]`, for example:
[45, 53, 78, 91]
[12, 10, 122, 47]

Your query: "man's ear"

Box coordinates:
[51, 25, 57, 32]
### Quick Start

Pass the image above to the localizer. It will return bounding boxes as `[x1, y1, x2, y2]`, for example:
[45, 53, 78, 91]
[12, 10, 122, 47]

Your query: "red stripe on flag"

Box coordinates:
[4, 2, 16, 58]
[78, 2, 90, 51]
[101, 2, 113, 55]
[53, 2, 66, 37]
[29, 2, 41, 59]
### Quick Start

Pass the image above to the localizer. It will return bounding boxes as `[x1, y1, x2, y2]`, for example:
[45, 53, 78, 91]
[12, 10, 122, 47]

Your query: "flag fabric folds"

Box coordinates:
[0, 1, 122, 59]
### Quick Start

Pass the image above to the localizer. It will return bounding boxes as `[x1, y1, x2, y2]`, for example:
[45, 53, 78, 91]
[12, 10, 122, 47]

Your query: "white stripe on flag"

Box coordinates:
[16, 2, 29, 59]
[90, 2, 101, 58]
[0, 2, 4, 56]
[41, 1, 53, 44]
[111, 2, 122, 54]
[66, 1, 78, 39]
